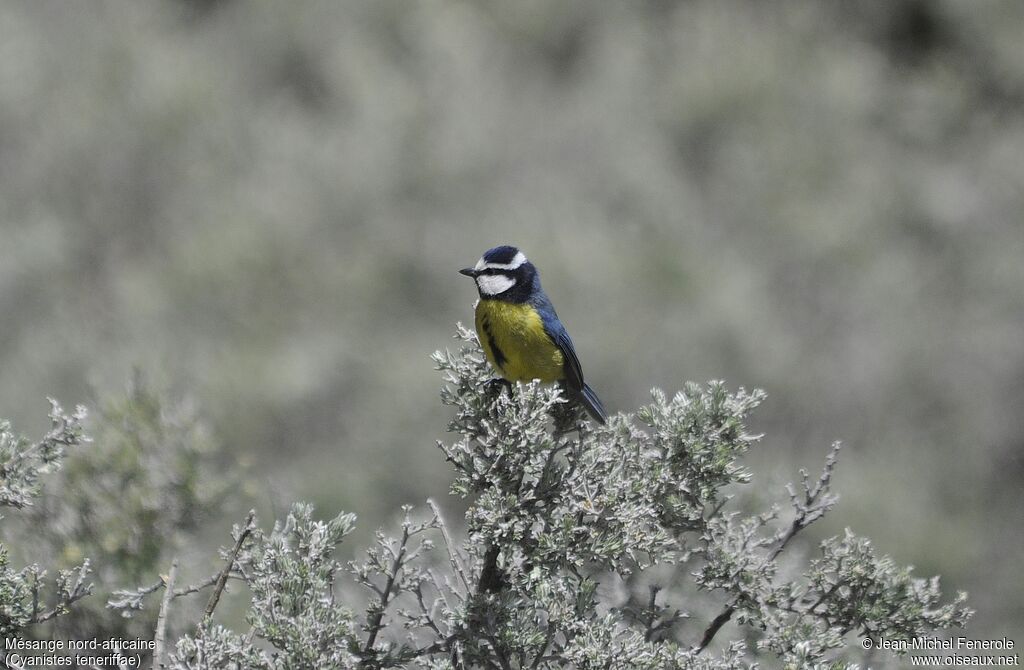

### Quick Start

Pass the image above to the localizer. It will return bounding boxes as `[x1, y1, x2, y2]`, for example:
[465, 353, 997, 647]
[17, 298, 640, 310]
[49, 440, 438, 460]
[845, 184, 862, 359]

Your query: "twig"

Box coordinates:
[360, 523, 411, 664]
[806, 582, 840, 614]
[406, 577, 449, 645]
[108, 571, 243, 613]
[174, 573, 220, 598]
[427, 498, 470, 593]
[203, 510, 256, 624]
[696, 444, 841, 654]
[152, 559, 178, 670]
[529, 624, 556, 669]
[696, 512, 805, 653]
[482, 623, 514, 670]
[695, 605, 736, 653]
[643, 585, 660, 642]
[30, 572, 40, 622]
[427, 568, 454, 611]
[30, 563, 93, 625]
[437, 441, 470, 474]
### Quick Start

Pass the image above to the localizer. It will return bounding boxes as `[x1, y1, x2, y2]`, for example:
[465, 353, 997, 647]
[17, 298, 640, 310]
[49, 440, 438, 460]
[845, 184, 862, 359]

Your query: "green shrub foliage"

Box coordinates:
[2, 329, 971, 668]
[14, 378, 235, 643]
[0, 400, 91, 636]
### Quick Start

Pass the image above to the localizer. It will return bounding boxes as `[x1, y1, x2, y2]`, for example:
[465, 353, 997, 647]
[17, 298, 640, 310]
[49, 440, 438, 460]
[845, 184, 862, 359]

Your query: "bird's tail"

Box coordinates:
[579, 383, 608, 425]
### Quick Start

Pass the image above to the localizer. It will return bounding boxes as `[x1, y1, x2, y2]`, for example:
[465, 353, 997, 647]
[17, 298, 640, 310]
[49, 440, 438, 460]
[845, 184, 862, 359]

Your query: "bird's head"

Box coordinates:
[460, 245, 536, 299]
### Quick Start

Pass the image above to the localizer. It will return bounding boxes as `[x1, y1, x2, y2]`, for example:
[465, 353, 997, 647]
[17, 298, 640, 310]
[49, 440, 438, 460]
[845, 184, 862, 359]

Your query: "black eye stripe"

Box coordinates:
[478, 268, 514, 276]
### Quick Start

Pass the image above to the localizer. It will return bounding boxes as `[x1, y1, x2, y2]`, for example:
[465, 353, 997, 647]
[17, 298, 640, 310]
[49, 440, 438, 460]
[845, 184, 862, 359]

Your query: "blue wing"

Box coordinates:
[535, 302, 584, 393]
[535, 299, 607, 424]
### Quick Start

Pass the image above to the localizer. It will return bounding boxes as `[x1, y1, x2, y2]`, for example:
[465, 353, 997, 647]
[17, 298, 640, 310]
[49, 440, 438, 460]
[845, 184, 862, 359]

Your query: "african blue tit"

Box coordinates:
[459, 245, 607, 424]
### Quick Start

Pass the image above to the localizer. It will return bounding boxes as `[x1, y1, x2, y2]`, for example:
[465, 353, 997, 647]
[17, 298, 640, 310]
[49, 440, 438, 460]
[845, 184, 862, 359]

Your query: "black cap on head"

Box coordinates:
[482, 245, 521, 265]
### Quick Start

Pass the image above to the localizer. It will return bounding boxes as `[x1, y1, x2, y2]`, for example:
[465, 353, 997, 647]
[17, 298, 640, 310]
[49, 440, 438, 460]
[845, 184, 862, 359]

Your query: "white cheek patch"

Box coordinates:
[477, 274, 516, 295]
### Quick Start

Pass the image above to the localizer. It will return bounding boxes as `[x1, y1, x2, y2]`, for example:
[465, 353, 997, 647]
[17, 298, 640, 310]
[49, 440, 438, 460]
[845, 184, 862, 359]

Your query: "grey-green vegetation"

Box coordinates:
[0, 0, 1021, 658]
[0, 402, 91, 637]
[2, 333, 971, 668]
[18, 378, 236, 642]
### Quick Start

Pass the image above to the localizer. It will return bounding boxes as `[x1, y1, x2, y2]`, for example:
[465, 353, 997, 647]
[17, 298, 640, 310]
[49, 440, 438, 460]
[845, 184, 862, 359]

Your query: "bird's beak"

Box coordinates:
[459, 267, 479, 277]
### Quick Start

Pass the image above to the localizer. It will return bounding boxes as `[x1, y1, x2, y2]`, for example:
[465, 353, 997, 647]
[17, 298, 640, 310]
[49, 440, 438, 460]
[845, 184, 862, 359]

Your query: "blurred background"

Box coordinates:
[1, 0, 1021, 642]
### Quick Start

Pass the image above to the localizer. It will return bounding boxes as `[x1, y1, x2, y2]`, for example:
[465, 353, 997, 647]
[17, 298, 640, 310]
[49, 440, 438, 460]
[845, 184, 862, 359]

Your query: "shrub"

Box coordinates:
[0, 400, 90, 637]
[3, 329, 971, 668]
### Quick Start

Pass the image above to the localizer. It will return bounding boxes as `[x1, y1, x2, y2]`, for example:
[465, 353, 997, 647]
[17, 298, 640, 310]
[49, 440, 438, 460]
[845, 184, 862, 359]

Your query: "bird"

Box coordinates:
[459, 245, 607, 425]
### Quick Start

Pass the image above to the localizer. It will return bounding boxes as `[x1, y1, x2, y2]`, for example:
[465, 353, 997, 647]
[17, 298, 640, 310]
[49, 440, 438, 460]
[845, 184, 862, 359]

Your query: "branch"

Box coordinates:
[427, 498, 470, 594]
[695, 605, 736, 654]
[202, 509, 256, 624]
[30, 561, 93, 625]
[152, 558, 178, 670]
[696, 444, 842, 654]
[482, 624, 514, 670]
[108, 570, 244, 613]
[174, 573, 222, 598]
[360, 523, 411, 665]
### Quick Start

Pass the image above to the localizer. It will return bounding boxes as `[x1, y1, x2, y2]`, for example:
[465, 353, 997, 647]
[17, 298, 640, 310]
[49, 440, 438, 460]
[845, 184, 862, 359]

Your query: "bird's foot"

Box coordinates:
[483, 377, 514, 399]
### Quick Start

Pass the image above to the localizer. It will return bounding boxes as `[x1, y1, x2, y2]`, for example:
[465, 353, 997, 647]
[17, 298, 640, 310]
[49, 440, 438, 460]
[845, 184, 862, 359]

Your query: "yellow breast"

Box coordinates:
[474, 299, 564, 383]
